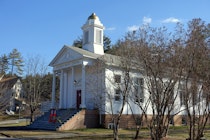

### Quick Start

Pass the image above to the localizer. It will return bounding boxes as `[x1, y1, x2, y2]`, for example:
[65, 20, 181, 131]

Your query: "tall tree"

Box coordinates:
[115, 19, 210, 140]
[23, 55, 48, 122]
[181, 18, 210, 140]
[87, 55, 133, 140]
[39, 73, 60, 102]
[0, 54, 9, 75]
[8, 49, 24, 76]
[103, 35, 112, 52]
[115, 24, 186, 139]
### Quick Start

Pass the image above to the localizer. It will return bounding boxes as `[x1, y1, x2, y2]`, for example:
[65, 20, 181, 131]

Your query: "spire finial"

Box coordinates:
[88, 13, 98, 20]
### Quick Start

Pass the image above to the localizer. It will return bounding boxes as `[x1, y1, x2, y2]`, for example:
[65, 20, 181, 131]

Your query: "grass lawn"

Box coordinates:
[0, 120, 210, 140]
[0, 121, 29, 127]
[0, 129, 148, 140]
[1, 128, 209, 140]
[0, 114, 19, 121]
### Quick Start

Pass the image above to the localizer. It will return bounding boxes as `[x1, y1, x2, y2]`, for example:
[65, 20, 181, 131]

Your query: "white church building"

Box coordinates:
[44, 13, 209, 130]
[48, 13, 147, 128]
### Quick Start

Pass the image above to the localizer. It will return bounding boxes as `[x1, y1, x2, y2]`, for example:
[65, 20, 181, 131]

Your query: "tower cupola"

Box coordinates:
[82, 13, 104, 55]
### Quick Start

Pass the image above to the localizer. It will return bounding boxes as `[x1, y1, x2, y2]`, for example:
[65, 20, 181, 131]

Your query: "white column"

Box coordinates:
[70, 67, 74, 108]
[59, 70, 64, 108]
[51, 71, 56, 108]
[66, 70, 71, 108]
[63, 71, 68, 108]
[80, 62, 87, 108]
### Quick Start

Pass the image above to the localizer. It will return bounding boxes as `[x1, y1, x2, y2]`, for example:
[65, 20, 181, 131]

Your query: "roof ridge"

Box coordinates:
[0, 76, 19, 83]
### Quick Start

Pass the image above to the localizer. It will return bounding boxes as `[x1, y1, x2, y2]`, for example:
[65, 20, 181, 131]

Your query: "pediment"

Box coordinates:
[49, 46, 83, 66]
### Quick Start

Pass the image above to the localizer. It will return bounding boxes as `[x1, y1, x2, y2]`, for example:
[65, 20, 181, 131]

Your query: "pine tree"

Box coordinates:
[0, 54, 9, 75]
[103, 35, 112, 52]
[8, 49, 24, 76]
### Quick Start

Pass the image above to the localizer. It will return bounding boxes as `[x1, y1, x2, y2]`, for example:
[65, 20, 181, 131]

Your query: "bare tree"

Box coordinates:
[23, 55, 48, 122]
[87, 25, 185, 140]
[121, 24, 186, 139]
[86, 50, 134, 140]
[87, 19, 210, 140]
[114, 38, 150, 139]
[180, 18, 210, 140]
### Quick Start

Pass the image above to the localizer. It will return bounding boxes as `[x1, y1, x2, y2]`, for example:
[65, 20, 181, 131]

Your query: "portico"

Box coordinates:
[51, 59, 89, 109]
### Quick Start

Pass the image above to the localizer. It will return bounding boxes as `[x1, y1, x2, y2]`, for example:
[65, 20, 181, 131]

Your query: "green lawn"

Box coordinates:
[0, 120, 210, 140]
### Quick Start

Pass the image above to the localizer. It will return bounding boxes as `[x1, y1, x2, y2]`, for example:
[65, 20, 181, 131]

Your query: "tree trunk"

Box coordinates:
[30, 110, 34, 123]
[134, 126, 140, 139]
[113, 121, 119, 140]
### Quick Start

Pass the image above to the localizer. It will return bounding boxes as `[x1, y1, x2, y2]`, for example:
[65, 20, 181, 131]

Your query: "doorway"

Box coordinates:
[76, 90, 81, 109]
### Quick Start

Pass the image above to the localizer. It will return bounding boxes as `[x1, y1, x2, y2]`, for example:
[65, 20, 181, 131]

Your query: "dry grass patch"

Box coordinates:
[0, 130, 57, 138]
[0, 127, 209, 139]
[0, 121, 29, 127]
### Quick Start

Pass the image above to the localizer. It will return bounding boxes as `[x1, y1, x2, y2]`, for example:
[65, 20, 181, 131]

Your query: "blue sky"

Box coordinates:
[0, 0, 210, 69]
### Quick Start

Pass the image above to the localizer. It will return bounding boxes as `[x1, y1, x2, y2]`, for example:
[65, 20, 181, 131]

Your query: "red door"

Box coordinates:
[76, 90, 81, 109]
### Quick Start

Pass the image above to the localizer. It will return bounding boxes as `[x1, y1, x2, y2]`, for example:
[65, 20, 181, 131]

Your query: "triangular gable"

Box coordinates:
[49, 45, 103, 67]
[0, 76, 20, 89]
[49, 45, 83, 67]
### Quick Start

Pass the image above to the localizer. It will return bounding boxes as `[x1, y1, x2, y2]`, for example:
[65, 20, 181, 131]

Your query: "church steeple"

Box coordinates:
[81, 13, 104, 55]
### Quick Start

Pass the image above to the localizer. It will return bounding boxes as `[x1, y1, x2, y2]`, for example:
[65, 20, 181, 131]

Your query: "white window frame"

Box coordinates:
[134, 77, 144, 103]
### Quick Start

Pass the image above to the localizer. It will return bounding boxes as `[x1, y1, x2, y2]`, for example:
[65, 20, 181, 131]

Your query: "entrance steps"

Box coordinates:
[27, 109, 80, 130]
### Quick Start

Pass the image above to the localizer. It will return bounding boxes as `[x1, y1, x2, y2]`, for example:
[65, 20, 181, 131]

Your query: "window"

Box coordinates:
[169, 115, 174, 125]
[179, 83, 186, 105]
[164, 81, 174, 104]
[115, 88, 121, 101]
[95, 29, 102, 44]
[134, 78, 144, 103]
[182, 115, 187, 125]
[114, 74, 121, 83]
[84, 31, 89, 44]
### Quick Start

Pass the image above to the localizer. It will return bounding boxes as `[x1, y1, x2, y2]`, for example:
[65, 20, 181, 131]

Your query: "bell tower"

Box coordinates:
[82, 13, 104, 55]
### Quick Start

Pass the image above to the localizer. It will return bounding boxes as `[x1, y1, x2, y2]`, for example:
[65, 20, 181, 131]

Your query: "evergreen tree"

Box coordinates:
[103, 35, 112, 52]
[72, 36, 83, 48]
[39, 73, 60, 101]
[0, 54, 9, 75]
[8, 49, 24, 76]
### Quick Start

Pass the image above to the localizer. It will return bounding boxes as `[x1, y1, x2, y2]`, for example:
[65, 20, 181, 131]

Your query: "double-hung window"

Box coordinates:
[134, 78, 144, 103]
[114, 74, 121, 101]
[179, 83, 186, 106]
[115, 88, 121, 101]
[114, 74, 121, 84]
